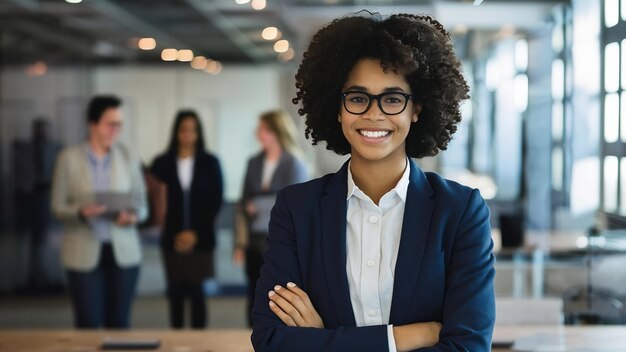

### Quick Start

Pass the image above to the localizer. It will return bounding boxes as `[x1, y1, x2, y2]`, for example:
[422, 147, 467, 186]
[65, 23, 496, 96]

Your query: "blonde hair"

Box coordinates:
[259, 110, 301, 155]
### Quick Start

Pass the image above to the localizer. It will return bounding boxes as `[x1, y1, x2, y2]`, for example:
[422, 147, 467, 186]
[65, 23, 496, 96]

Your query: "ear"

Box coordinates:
[337, 113, 342, 123]
[412, 103, 422, 123]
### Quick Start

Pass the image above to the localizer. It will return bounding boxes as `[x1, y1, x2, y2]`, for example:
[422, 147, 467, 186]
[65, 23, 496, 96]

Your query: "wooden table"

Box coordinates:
[492, 325, 626, 351]
[2, 326, 626, 351]
[0, 330, 253, 352]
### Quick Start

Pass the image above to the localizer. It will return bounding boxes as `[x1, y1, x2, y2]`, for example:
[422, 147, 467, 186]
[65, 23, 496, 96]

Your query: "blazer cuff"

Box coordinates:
[387, 324, 397, 352]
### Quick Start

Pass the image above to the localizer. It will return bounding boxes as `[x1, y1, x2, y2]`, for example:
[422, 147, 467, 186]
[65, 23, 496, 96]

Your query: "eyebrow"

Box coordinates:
[344, 85, 408, 93]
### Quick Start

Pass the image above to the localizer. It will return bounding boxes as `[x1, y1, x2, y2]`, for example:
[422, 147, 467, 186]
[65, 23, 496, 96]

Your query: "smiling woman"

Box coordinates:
[251, 12, 495, 352]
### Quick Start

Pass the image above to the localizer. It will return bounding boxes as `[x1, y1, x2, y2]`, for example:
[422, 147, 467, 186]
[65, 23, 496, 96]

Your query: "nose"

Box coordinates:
[363, 98, 385, 121]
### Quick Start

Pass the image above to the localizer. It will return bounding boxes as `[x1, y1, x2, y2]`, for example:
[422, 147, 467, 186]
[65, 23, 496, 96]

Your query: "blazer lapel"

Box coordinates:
[80, 144, 94, 195]
[320, 161, 357, 327]
[109, 146, 119, 190]
[269, 152, 288, 191]
[389, 160, 435, 324]
[170, 154, 183, 194]
[189, 153, 201, 194]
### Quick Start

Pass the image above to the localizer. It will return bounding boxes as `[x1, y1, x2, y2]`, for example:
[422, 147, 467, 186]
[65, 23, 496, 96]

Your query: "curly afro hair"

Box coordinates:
[293, 13, 469, 158]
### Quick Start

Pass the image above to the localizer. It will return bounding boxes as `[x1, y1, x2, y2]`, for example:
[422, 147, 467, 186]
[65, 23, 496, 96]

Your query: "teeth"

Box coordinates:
[359, 130, 390, 138]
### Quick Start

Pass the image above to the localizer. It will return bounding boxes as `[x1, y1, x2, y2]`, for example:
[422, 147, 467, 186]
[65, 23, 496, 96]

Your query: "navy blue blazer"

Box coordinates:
[251, 159, 495, 351]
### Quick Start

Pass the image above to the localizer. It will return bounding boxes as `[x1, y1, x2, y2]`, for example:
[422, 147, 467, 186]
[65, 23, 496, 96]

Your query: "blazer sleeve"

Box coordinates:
[418, 189, 495, 351]
[51, 149, 82, 225]
[207, 155, 223, 220]
[251, 189, 390, 352]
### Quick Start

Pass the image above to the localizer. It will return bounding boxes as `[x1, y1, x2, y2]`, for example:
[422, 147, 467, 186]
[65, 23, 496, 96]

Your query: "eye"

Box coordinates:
[384, 95, 404, 104]
[346, 93, 369, 104]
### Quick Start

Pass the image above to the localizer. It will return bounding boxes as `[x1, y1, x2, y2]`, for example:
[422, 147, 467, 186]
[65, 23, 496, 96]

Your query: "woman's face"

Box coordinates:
[177, 117, 198, 150]
[339, 58, 421, 164]
[256, 120, 279, 151]
[89, 107, 123, 149]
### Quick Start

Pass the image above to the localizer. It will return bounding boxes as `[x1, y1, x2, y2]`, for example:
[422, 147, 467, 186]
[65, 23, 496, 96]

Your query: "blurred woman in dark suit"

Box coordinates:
[151, 110, 223, 329]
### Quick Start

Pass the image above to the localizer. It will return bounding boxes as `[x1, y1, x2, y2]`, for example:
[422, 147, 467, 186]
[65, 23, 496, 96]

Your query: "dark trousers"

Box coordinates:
[66, 244, 139, 329]
[167, 282, 207, 329]
[162, 251, 213, 329]
[245, 247, 265, 328]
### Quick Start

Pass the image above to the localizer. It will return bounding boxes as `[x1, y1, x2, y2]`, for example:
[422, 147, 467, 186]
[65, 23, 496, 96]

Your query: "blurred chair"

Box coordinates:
[499, 210, 525, 249]
[496, 297, 563, 325]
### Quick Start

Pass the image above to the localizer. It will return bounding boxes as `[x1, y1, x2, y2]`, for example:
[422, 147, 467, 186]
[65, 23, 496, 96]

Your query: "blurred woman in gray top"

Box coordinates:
[233, 110, 309, 327]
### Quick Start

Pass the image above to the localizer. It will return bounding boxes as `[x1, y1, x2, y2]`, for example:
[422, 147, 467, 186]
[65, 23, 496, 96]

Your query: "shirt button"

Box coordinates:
[366, 260, 375, 267]
[368, 216, 378, 224]
[368, 309, 376, 317]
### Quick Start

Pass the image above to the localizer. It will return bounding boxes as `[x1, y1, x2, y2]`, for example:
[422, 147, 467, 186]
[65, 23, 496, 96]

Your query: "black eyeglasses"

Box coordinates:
[341, 91, 413, 115]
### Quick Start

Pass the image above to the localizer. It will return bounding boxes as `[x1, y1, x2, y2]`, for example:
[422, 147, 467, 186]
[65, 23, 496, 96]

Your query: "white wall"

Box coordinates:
[1, 64, 289, 201]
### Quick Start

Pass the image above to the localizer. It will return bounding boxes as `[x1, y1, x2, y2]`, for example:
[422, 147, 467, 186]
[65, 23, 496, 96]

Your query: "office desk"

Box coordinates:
[0, 329, 253, 352]
[2, 326, 626, 351]
[492, 325, 626, 351]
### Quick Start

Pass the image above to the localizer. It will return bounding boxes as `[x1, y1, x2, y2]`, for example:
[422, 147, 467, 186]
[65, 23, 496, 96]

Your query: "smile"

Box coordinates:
[358, 130, 390, 138]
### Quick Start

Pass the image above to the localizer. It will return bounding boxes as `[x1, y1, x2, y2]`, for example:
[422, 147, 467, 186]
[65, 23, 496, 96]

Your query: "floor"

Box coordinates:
[0, 294, 247, 329]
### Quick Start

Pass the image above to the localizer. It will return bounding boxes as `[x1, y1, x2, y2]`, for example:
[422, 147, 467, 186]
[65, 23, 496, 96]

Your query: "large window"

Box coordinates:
[601, 0, 626, 216]
[551, 5, 573, 207]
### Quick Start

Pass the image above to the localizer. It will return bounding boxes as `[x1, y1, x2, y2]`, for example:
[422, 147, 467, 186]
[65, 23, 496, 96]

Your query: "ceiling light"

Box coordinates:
[191, 56, 208, 70]
[138, 37, 156, 50]
[278, 48, 295, 62]
[205, 60, 223, 75]
[251, 0, 266, 10]
[65, 0, 83, 3]
[177, 49, 194, 62]
[274, 39, 289, 53]
[26, 61, 47, 77]
[262, 27, 279, 41]
[161, 48, 177, 61]
[235, 0, 250, 4]
[473, 0, 484, 5]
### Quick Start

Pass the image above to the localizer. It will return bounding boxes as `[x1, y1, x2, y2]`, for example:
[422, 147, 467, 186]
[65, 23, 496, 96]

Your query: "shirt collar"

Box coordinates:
[346, 158, 411, 203]
[85, 143, 111, 164]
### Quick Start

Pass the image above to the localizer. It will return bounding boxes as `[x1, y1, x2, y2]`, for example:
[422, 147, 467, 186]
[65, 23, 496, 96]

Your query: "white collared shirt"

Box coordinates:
[261, 157, 279, 191]
[177, 156, 194, 191]
[346, 159, 410, 352]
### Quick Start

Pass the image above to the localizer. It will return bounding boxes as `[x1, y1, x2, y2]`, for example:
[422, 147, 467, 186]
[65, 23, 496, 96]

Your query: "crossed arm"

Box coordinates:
[267, 281, 441, 351]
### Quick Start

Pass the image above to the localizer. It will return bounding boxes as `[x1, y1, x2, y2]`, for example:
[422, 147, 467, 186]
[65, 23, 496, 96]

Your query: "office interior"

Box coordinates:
[0, 0, 625, 341]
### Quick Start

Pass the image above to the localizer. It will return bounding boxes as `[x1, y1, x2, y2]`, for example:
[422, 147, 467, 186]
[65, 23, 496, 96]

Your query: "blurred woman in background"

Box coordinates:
[52, 95, 147, 328]
[151, 110, 223, 329]
[234, 109, 309, 327]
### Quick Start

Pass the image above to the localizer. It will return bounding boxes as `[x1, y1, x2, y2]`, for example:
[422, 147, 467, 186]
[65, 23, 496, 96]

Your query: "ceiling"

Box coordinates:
[0, 0, 565, 66]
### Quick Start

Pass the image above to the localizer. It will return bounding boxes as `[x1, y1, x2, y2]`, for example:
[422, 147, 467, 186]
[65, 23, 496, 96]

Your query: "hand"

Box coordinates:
[175, 230, 197, 253]
[268, 282, 324, 328]
[232, 247, 245, 266]
[393, 321, 442, 351]
[246, 201, 257, 216]
[115, 210, 137, 227]
[80, 204, 107, 218]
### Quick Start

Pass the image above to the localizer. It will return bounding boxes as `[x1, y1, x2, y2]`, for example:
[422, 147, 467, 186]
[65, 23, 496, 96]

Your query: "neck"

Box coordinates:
[265, 145, 282, 161]
[88, 138, 109, 157]
[178, 147, 195, 158]
[349, 152, 407, 205]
